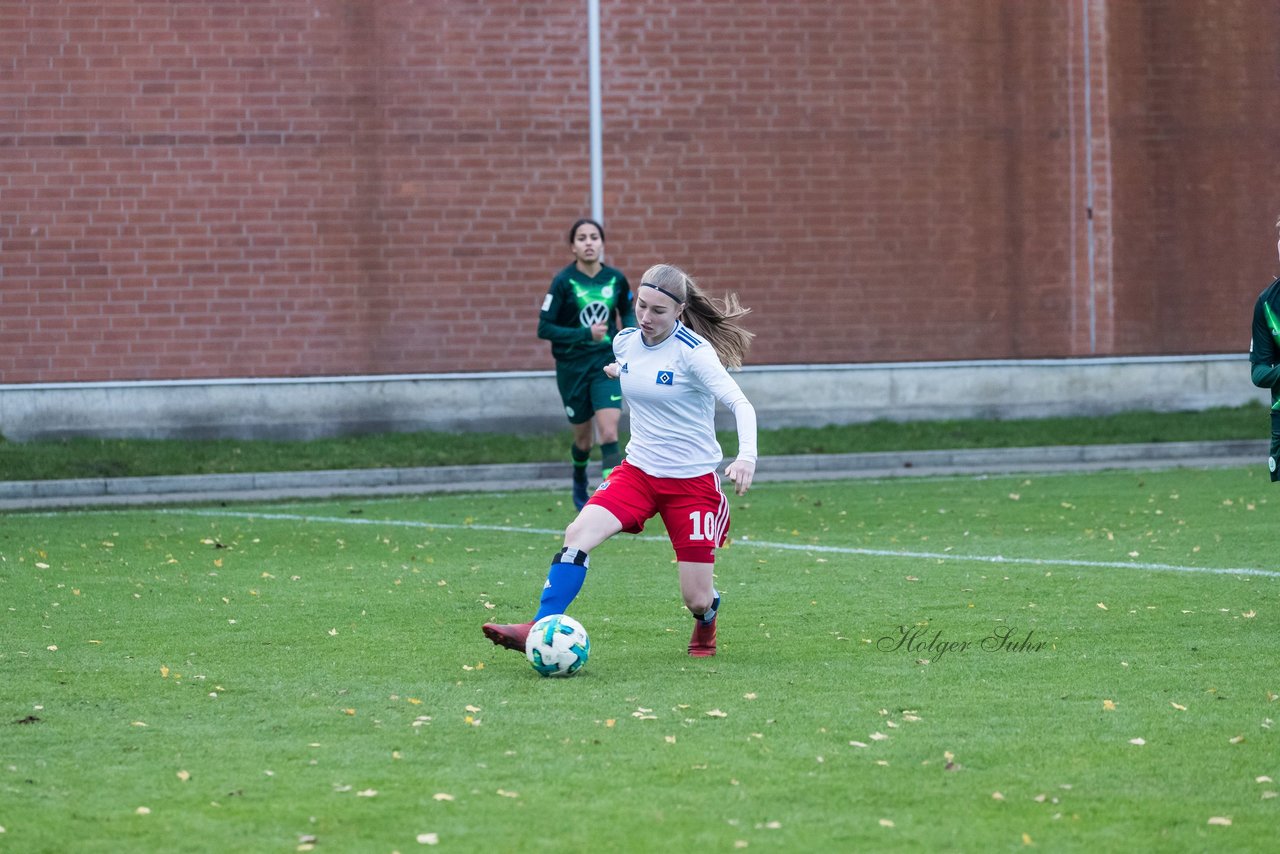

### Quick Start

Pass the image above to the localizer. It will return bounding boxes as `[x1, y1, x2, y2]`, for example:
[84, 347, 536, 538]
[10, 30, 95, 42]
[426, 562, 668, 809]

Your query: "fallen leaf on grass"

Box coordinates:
[1229, 735, 1245, 744]
[416, 832, 439, 845]
[706, 709, 728, 718]
[1129, 738, 1146, 746]
[1171, 702, 1187, 711]
[1258, 776, 1274, 783]
[1207, 816, 1232, 826]
[1022, 833, 1033, 845]
[879, 818, 895, 828]
[176, 770, 190, 782]
[992, 792, 1005, 801]
[849, 741, 868, 748]
[356, 789, 377, 797]
[496, 789, 519, 798]
[1262, 791, 1278, 800]
[869, 732, 889, 741]
[135, 807, 151, 815]
[1097, 603, 1108, 610]
[1102, 699, 1116, 711]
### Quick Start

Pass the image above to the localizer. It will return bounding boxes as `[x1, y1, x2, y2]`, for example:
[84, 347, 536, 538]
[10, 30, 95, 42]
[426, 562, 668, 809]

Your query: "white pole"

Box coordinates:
[1081, 0, 1096, 354]
[587, 0, 604, 224]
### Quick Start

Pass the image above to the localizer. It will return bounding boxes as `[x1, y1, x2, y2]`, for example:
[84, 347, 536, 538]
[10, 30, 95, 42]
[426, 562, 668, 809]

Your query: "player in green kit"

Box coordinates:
[539, 219, 636, 509]
[1249, 215, 1280, 480]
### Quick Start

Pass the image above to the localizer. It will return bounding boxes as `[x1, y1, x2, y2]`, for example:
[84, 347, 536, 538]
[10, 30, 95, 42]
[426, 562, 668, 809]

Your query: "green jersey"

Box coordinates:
[1250, 277, 1280, 408]
[1249, 276, 1280, 481]
[538, 263, 636, 367]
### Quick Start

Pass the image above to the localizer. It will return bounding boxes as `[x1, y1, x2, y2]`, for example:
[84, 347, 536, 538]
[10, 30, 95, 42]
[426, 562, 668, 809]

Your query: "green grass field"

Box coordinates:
[3, 465, 1278, 852]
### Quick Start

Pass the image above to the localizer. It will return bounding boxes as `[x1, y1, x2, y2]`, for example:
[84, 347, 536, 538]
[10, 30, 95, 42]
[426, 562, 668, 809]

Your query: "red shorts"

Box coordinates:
[586, 459, 730, 563]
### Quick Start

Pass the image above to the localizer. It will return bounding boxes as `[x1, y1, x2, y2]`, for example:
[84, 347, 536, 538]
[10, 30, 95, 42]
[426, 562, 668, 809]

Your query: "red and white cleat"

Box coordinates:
[688, 616, 717, 657]
[482, 621, 535, 653]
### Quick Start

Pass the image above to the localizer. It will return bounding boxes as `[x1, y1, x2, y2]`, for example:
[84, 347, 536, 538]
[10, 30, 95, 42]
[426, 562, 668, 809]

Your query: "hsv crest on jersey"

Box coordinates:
[656, 370, 674, 386]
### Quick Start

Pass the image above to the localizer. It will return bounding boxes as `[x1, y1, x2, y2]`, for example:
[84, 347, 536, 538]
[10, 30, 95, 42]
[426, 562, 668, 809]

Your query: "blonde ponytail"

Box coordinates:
[640, 264, 754, 369]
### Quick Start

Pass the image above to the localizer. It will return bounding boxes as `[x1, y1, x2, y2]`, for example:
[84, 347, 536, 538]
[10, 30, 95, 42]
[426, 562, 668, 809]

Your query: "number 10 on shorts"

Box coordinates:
[688, 511, 716, 541]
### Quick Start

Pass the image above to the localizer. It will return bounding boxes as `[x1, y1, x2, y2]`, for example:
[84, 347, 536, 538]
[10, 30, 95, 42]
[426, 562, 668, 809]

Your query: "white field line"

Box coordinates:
[151, 508, 1280, 580]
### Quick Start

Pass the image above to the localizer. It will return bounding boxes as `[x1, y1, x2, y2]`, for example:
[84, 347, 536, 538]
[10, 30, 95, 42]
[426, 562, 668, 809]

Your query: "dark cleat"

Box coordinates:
[483, 621, 535, 653]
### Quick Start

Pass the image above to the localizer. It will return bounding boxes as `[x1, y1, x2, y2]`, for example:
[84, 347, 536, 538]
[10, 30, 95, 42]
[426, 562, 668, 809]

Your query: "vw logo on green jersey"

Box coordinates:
[579, 302, 610, 327]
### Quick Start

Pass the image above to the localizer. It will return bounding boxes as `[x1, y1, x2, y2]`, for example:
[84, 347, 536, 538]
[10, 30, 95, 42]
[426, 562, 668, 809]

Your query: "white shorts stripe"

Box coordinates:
[709, 473, 731, 547]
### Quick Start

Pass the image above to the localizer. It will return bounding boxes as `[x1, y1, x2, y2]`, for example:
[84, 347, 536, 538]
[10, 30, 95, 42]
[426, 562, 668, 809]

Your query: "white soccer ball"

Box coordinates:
[525, 614, 590, 677]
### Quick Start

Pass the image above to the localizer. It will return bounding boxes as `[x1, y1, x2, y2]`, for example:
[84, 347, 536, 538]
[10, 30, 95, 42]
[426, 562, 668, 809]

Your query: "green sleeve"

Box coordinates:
[617, 275, 636, 329]
[1251, 362, 1280, 389]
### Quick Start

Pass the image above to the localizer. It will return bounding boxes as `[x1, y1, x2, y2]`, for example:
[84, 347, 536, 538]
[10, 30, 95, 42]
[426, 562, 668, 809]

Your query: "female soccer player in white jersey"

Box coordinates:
[484, 263, 757, 657]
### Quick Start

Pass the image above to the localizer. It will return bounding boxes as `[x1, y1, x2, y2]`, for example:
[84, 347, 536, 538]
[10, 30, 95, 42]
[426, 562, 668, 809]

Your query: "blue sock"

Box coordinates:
[535, 547, 589, 620]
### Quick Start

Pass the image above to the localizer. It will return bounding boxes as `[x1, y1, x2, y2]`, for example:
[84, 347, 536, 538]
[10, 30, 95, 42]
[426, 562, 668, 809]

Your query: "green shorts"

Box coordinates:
[556, 358, 622, 425]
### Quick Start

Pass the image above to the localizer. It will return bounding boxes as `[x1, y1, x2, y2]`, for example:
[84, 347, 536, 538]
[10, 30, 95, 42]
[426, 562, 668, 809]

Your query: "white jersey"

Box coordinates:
[613, 320, 757, 479]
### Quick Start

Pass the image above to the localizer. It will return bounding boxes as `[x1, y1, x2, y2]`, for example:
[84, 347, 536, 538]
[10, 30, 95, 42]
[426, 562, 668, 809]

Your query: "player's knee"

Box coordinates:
[683, 588, 715, 614]
[564, 514, 591, 545]
[564, 509, 614, 549]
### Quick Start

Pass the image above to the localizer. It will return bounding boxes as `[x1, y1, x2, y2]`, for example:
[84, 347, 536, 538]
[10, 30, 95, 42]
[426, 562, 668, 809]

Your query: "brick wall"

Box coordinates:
[2, 0, 1277, 383]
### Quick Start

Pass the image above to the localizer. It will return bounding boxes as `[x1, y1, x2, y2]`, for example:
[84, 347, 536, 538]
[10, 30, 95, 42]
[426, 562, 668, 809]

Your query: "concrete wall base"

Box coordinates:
[0, 355, 1262, 442]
